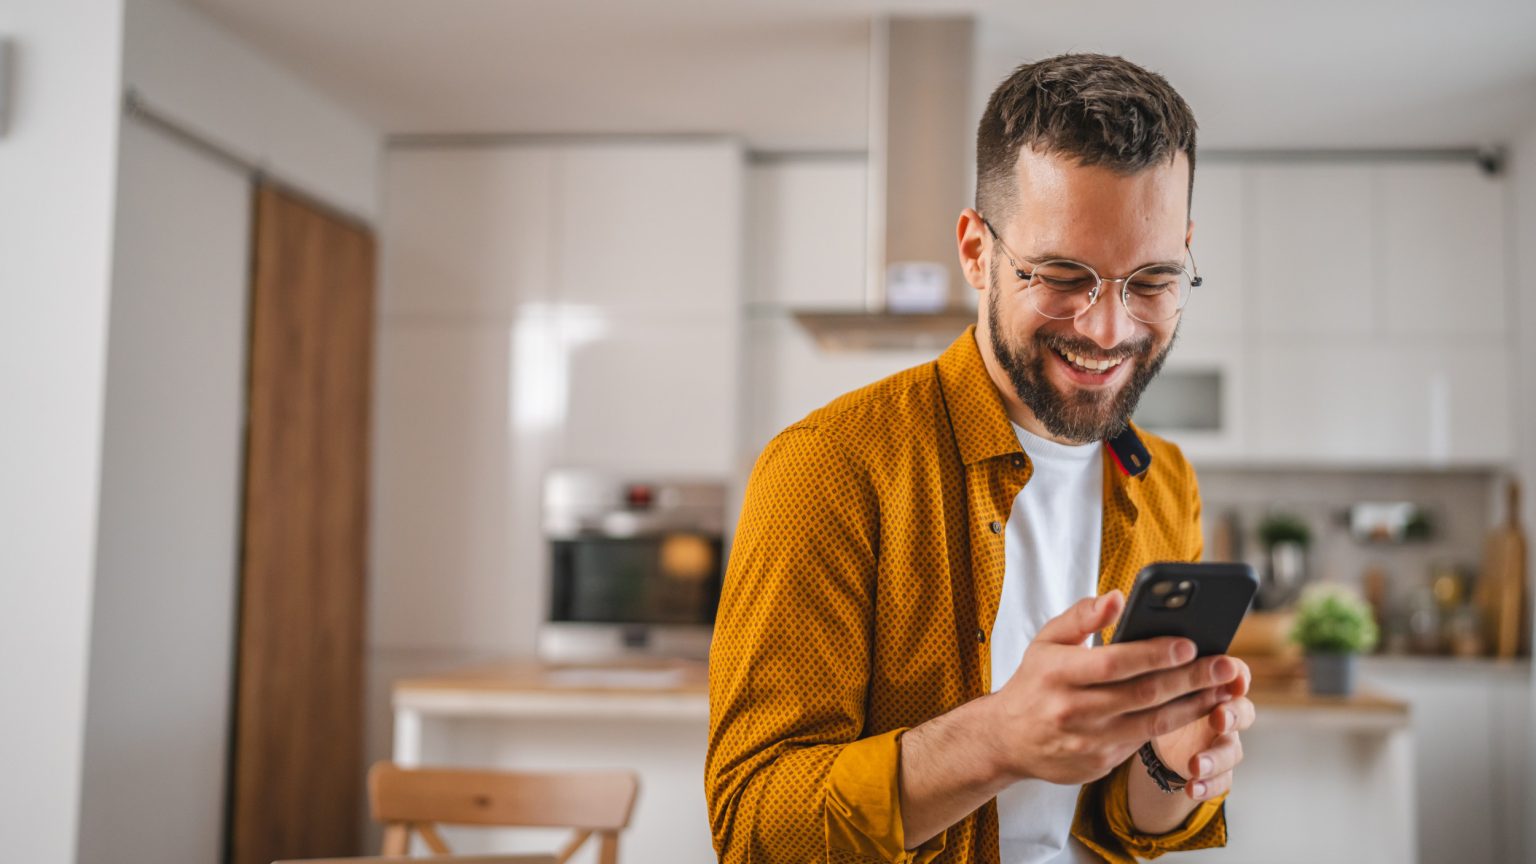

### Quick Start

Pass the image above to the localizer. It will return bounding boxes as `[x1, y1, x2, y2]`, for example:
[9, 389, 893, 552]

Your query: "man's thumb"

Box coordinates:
[1037, 590, 1123, 645]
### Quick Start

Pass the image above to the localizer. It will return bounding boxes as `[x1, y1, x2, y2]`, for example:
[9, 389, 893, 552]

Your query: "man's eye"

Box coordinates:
[1038, 276, 1094, 291]
[1129, 279, 1174, 295]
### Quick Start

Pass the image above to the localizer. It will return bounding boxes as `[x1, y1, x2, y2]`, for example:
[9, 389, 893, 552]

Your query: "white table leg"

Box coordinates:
[393, 707, 423, 767]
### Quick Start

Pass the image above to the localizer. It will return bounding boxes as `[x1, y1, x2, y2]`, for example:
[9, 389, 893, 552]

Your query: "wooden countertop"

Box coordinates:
[393, 659, 1410, 730]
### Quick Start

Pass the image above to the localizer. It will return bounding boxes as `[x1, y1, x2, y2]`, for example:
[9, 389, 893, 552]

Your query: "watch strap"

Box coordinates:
[1137, 740, 1188, 793]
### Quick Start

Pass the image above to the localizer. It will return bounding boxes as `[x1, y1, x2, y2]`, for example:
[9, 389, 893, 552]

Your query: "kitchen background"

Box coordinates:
[4, 1, 1536, 863]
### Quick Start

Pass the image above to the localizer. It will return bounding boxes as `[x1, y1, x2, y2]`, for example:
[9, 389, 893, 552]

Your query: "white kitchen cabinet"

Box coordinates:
[557, 141, 742, 315]
[374, 139, 746, 662]
[747, 157, 867, 309]
[1253, 339, 1512, 465]
[1252, 165, 1376, 337]
[1363, 658, 1531, 864]
[1185, 163, 1247, 339]
[1378, 163, 1508, 336]
[1135, 335, 1250, 463]
[382, 146, 557, 318]
[557, 310, 739, 475]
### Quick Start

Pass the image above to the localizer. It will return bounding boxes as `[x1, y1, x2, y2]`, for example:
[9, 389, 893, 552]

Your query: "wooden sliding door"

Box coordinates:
[230, 183, 375, 864]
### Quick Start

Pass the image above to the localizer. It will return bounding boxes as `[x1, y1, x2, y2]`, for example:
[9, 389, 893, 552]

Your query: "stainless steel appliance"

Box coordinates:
[540, 470, 725, 662]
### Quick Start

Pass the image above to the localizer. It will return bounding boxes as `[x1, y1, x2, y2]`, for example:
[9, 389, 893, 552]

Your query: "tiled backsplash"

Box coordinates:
[1194, 463, 1505, 608]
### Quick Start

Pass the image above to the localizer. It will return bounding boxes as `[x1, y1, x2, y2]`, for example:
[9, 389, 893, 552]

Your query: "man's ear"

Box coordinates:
[1186, 217, 1196, 249]
[957, 208, 990, 293]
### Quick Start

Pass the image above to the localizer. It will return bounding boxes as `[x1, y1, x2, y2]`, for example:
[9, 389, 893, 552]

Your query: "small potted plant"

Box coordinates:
[1257, 511, 1311, 608]
[1290, 584, 1379, 696]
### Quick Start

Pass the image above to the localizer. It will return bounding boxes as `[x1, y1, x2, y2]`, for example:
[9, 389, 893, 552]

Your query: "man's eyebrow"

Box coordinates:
[1022, 253, 1187, 271]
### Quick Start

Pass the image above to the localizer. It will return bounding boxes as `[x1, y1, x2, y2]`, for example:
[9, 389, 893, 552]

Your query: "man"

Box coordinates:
[706, 54, 1254, 864]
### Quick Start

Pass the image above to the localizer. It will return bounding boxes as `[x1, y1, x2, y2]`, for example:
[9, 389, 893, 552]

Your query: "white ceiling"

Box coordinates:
[185, 0, 1536, 151]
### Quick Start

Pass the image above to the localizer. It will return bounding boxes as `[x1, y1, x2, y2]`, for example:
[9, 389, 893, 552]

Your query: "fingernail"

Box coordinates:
[1226, 708, 1236, 727]
[1173, 640, 1196, 663]
[1197, 757, 1212, 777]
[1192, 782, 1207, 798]
[1213, 658, 1236, 680]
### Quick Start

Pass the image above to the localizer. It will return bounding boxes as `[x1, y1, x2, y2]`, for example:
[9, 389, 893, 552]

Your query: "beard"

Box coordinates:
[986, 258, 1175, 444]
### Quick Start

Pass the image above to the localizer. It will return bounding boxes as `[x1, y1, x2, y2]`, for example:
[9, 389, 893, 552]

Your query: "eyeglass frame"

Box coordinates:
[980, 216, 1203, 324]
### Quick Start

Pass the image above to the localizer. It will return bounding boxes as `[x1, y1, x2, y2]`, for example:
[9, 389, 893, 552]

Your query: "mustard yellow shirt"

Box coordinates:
[706, 326, 1227, 863]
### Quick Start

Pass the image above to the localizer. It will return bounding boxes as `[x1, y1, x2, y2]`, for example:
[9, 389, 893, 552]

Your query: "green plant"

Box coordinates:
[1258, 512, 1311, 548]
[1290, 585, 1379, 654]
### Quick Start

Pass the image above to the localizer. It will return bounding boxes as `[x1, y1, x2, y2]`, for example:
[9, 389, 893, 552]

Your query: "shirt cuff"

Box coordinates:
[1073, 759, 1228, 862]
[824, 728, 949, 863]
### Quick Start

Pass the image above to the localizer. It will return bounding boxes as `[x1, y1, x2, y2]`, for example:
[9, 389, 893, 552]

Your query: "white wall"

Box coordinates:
[122, 0, 381, 220]
[0, 2, 125, 861]
[70, 1, 386, 860]
[75, 116, 252, 864]
[1510, 119, 1536, 864]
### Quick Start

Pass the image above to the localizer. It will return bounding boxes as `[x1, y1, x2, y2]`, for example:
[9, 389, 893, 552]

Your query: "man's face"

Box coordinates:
[972, 148, 1191, 444]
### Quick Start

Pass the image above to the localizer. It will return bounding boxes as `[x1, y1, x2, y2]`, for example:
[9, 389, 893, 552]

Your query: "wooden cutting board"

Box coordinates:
[1477, 479, 1528, 658]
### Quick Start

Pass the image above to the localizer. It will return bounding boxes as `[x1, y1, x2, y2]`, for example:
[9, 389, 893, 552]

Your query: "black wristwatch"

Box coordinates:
[1137, 741, 1188, 794]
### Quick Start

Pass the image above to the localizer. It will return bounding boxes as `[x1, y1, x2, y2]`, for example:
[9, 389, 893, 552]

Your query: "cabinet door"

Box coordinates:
[1134, 336, 1249, 463]
[557, 141, 742, 314]
[382, 146, 555, 318]
[1185, 163, 1246, 339]
[1253, 339, 1512, 465]
[557, 311, 738, 475]
[1378, 163, 1508, 336]
[747, 158, 867, 309]
[1251, 166, 1376, 337]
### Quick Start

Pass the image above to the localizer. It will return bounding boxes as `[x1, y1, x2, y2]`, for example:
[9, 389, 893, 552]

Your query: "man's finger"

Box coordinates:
[1208, 695, 1256, 734]
[1081, 655, 1240, 711]
[1035, 590, 1123, 647]
[1114, 685, 1232, 743]
[1187, 769, 1233, 802]
[1062, 637, 1197, 686]
[1189, 731, 1243, 781]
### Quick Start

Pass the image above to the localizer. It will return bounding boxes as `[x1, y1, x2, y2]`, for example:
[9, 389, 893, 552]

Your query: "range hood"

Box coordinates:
[792, 16, 977, 351]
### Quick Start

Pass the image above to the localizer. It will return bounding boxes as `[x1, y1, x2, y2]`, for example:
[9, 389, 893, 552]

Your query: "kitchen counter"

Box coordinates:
[391, 660, 1416, 864]
[393, 659, 1408, 731]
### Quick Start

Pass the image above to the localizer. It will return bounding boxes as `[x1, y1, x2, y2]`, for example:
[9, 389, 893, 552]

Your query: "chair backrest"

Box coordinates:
[368, 762, 639, 864]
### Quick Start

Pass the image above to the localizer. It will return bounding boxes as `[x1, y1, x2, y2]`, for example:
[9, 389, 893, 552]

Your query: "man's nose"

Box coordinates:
[1074, 284, 1138, 350]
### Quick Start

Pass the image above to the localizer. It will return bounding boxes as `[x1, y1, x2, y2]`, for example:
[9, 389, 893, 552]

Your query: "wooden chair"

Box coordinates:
[367, 762, 639, 864]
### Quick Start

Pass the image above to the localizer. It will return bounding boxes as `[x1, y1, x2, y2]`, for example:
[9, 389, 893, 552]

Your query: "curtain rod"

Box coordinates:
[121, 89, 373, 228]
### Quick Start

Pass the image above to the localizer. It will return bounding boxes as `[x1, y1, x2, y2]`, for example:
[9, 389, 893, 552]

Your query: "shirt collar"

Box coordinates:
[934, 325, 1153, 484]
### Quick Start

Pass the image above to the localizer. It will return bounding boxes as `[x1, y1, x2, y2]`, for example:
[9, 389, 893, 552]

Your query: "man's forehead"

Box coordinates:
[1009, 147, 1190, 210]
[1006, 148, 1191, 266]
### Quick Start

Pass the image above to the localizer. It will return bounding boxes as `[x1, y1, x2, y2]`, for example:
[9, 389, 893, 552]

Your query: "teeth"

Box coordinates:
[1061, 350, 1123, 372]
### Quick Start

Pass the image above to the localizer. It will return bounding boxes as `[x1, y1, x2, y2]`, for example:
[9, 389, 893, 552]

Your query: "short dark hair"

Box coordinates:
[975, 53, 1198, 221]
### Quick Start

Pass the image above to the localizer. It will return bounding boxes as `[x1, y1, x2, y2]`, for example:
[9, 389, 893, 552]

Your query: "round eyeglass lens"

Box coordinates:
[1025, 260, 1100, 320]
[1123, 266, 1194, 323]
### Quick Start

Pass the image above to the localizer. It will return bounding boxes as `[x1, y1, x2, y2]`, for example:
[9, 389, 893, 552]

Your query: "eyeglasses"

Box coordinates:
[982, 217, 1202, 325]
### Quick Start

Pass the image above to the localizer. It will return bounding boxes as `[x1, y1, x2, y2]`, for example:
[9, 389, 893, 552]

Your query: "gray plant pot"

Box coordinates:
[1305, 652, 1357, 697]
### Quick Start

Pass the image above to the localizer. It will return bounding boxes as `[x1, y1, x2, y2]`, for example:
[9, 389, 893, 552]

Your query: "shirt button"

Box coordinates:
[989, 520, 1003, 534]
[1010, 454, 1025, 469]
[976, 629, 987, 644]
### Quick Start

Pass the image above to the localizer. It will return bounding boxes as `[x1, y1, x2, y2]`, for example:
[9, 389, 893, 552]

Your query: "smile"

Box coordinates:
[1055, 348, 1126, 374]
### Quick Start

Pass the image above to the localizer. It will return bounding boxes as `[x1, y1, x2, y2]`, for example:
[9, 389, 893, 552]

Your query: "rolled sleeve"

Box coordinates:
[1071, 760, 1227, 862]
[825, 729, 948, 863]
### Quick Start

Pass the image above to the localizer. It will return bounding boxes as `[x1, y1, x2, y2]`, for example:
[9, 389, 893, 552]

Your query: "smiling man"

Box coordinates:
[706, 54, 1253, 864]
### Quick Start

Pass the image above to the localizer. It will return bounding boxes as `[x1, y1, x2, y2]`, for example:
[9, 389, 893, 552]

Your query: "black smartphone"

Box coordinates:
[1110, 562, 1258, 657]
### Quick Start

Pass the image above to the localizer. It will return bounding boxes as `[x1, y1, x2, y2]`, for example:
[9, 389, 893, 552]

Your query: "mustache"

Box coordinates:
[1034, 330, 1153, 361]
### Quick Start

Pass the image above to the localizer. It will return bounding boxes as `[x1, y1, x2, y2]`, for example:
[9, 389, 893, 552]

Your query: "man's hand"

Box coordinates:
[984, 590, 1241, 786]
[1153, 656, 1253, 802]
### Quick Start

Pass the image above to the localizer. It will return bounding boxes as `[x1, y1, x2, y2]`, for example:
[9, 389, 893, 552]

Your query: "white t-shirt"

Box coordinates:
[989, 424, 1104, 864]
